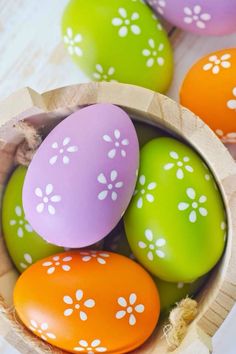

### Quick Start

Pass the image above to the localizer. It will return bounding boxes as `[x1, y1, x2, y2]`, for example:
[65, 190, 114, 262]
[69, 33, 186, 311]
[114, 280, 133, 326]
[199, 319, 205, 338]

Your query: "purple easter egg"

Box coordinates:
[146, 0, 236, 35]
[23, 104, 139, 248]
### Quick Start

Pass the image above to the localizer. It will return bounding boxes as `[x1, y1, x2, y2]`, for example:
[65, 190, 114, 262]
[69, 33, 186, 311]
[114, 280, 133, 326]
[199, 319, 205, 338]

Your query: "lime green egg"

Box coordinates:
[124, 137, 227, 282]
[61, 0, 174, 92]
[2, 166, 64, 273]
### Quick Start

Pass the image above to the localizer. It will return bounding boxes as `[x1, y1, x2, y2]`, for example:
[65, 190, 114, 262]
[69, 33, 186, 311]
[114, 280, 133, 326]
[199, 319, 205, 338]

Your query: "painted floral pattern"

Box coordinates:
[134, 175, 157, 209]
[29, 320, 56, 342]
[93, 64, 117, 82]
[80, 251, 110, 265]
[103, 129, 129, 159]
[49, 137, 78, 166]
[112, 8, 141, 37]
[183, 5, 211, 29]
[116, 293, 145, 326]
[35, 184, 61, 215]
[164, 151, 194, 180]
[227, 87, 236, 110]
[63, 28, 83, 57]
[20, 253, 33, 270]
[63, 289, 95, 321]
[138, 229, 166, 260]
[74, 339, 107, 353]
[97, 170, 124, 201]
[203, 54, 231, 74]
[178, 187, 208, 223]
[42, 255, 72, 274]
[215, 129, 236, 144]
[142, 39, 165, 68]
[9, 206, 33, 237]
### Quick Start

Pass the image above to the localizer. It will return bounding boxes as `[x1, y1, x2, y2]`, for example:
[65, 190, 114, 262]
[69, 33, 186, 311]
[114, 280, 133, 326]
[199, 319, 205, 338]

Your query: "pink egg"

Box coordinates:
[23, 104, 139, 248]
[146, 0, 236, 35]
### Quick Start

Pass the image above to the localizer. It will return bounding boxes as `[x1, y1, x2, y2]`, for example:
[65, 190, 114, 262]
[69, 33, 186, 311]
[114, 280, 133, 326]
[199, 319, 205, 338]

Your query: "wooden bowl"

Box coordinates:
[0, 82, 235, 354]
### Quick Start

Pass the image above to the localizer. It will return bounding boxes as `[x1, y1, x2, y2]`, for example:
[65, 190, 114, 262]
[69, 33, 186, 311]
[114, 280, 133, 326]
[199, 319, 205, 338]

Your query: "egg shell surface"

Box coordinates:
[14, 250, 160, 353]
[23, 104, 139, 248]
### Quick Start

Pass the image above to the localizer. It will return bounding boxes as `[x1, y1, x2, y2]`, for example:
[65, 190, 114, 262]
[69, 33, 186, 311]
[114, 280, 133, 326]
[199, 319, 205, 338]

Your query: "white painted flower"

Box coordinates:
[112, 8, 141, 37]
[215, 129, 236, 144]
[103, 129, 129, 159]
[203, 54, 231, 74]
[164, 151, 194, 180]
[116, 293, 145, 326]
[80, 251, 110, 265]
[49, 137, 78, 165]
[92, 64, 117, 82]
[20, 253, 33, 270]
[178, 188, 208, 223]
[183, 5, 211, 29]
[177, 282, 185, 289]
[138, 229, 166, 260]
[9, 206, 33, 238]
[42, 255, 72, 274]
[29, 320, 56, 341]
[63, 27, 83, 56]
[142, 39, 165, 68]
[74, 339, 107, 353]
[134, 175, 157, 209]
[63, 289, 95, 321]
[35, 184, 61, 215]
[97, 170, 124, 201]
[227, 87, 236, 111]
[149, 0, 166, 15]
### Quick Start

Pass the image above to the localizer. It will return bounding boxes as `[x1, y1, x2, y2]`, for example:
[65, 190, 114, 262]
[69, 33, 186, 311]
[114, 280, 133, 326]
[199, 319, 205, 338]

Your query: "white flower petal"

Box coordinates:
[97, 173, 107, 184]
[63, 137, 70, 146]
[48, 205, 56, 215]
[119, 8, 127, 18]
[35, 188, 43, 197]
[115, 181, 123, 188]
[178, 202, 189, 211]
[135, 304, 145, 313]
[119, 26, 128, 37]
[197, 20, 206, 29]
[121, 138, 129, 146]
[129, 314, 136, 326]
[10, 220, 16, 226]
[164, 163, 174, 170]
[138, 241, 147, 249]
[112, 17, 123, 26]
[156, 238, 166, 247]
[67, 27, 73, 38]
[76, 289, 83, 301]
[98, 190, 108, 200]
[131, 25, 141, 35]
[145, 229, 153, 241]
[62, 265, 70, 271]
[97, 257, 106, 264]
[63, 155, 70, 164]
[111, 191, 118, 201]
[43, 261, 52, 267]
[96, 347, 107, 352]
[63, 256, 72, 262]
[30, 320, 38, 328]
[51, 195, 61, 202]
[147, 251, 154, 261]
[114, 129, 120, 139]
[47, 333, 56, 339]
[131, 12, 139, 20]
[64, 309, 73, 316]
[111, 170, 118, 181]
[116, 310, 126, 319]
[199, 195, 207, 203]
[82, 256, 91, 262]
[74, 46, 83, 57]
[184, 17, 193, 24]
[189, 210, 197, 223]
[142, 49, 151, 56]
[49, 155, 58, 165]
[41, 323, 48, 331]
[157, 57, 164, 66]
[177, 168, 184, 179]
[129, 293, 137, 305]
[227, 100, 236, 110]
[24, 254, 32, 263]
[139, 175, 145, 185]
[199, 207, 208, 216]
[25, 223, 33, 233]
[212, 65, 220, 74]
[74, 34, 82, 43]
[36, 203, 44, 213]
[17, 227, 23, 238]
[93, 72, 101, 80]
[200, 13, 211, 21]
[118, 297, 127, 307]
[79, 340, 88, 347]
[47, 267, 55, 274]
[46, 184, 53, 195]
[108, 67, 115, 75]
[148, 38, 155, 48]
[156, 250, 165, 258]
[80, 311, 88, 321]
[203, 63, 213, 71]
[52, 142, 58, 149]
[108, 149, 116, 159]
[209, 55, 218, 62]
[184, 7, 192, 15]
[193, 5, 201, 14]
[146, 194, 154, 202]
[64, 296, 73, 305]
[185, 165, 194, 172]
[221, 61, 231, 69]
[84, 299, 95, 308]
[147, 182, 156, 190]
[146, 58, 154, 67]
[170, 151, 179, 159]
[15, 206, 22, 217]
[103, 134, 112, 142]
[187, 188, 196, 200]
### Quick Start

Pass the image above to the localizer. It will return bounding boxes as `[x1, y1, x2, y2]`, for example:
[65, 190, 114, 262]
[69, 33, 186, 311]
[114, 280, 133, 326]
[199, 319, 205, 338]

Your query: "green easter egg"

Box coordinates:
[154, 274, 208, 314]
[2, 166, 63, 273]
[124, 137, 227, 282]
[62, 0, 173, 92]
[134, 120, 169, 148]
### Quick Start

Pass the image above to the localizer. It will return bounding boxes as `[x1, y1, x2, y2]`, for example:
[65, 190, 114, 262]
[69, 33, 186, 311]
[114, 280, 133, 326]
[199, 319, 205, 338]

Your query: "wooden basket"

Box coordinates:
[0, 82, 235, 354]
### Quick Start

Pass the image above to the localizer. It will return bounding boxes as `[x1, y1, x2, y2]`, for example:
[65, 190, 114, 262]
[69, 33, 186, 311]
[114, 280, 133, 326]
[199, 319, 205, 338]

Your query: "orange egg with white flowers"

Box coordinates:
[180, 48, 236, 144]
[14, 251, 160, 353]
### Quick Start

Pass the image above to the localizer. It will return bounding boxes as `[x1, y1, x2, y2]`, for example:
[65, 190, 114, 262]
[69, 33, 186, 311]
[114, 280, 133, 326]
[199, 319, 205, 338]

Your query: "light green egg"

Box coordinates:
[61, 0, 173, 92]
[2, 166, 64, 273]
[124, 137, 227, 282]
[154, 274, 208, 314]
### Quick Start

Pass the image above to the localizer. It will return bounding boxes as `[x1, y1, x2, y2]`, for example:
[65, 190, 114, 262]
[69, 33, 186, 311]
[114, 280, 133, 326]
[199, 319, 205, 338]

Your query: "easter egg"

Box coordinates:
[62, 0, 173, 92]
[180, 48, 236, 144]
[124, 137, 226, 282]
[23, 104, 139, 248]
[146, 0, 236, 35]
[2, 166, 63, 273]
[154, 274, 208, 314]
[14, 251, 160, 353]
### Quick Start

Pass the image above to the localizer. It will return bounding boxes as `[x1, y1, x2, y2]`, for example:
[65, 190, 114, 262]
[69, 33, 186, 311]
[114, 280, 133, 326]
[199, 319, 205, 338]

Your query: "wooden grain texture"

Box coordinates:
[0, 82, 235, 354]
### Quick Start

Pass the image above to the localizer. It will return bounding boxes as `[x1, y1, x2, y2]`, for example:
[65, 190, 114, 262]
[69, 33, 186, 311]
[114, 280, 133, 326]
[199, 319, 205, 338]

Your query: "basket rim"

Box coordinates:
[0, 82, 235, 352]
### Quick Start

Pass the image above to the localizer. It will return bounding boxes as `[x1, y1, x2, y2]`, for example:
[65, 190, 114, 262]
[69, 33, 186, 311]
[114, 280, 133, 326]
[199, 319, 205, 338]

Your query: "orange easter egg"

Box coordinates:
[180, 48, 236, 143]
[14, 251, 160, 353]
